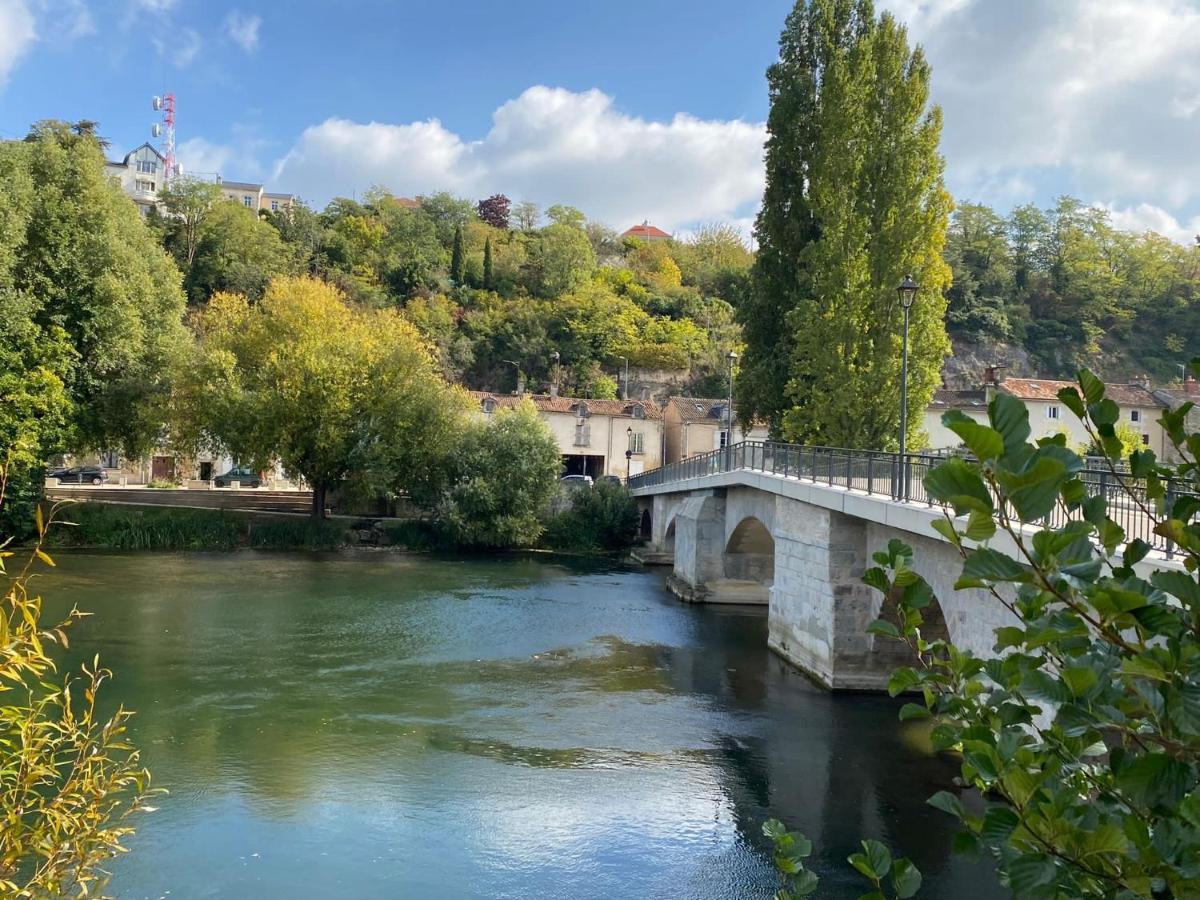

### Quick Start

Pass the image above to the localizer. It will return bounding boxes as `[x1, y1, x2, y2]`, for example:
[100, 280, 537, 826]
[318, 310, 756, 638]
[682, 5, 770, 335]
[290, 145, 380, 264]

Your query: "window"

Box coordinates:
[630, 404, 645, 420]
[136, 179, 155, 193]
[243, 195, 254, 207]
[100, 450, 120, 469]
[1130, 409, 1141, 423]
[1142, 434, 1150, 446]
[136, 160, 157, 174]
[270, 200, 279, 212]
[574, 424, 591, 447]
[628, 431, 644, 454]
[575, 402, 590, 418]
[481, 398, 496, 414]
[718, 429, 729, 450]
[1047, 405, 1060, 420]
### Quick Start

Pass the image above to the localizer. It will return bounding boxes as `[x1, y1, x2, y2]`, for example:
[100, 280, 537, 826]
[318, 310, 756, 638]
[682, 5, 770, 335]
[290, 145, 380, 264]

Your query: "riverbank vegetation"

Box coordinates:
[0, 484, 155, 896]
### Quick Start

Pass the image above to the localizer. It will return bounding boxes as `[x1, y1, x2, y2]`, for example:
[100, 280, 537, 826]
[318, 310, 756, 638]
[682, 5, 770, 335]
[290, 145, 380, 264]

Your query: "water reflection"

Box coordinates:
[45, 551, 1001, 899]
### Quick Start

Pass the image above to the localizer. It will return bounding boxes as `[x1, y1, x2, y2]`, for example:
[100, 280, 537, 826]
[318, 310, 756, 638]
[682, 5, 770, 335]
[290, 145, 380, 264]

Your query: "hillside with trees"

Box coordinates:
[151, 186, 753, 400]
[943, 197, 1200, 383]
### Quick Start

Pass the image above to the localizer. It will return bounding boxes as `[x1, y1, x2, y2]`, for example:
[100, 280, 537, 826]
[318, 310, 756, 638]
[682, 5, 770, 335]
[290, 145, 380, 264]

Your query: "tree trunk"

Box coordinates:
[311, 483, 327, 519]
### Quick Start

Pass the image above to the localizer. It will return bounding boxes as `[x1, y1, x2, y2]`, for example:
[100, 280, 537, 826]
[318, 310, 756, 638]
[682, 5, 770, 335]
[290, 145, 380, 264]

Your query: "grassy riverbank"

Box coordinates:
[37, 497, 639, 555]
[41, 503, 442, 552]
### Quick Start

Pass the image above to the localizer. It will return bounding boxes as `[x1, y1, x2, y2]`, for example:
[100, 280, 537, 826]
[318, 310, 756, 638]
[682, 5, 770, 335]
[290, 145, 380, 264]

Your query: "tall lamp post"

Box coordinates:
[625, 425, 633, 482]
[897, 275, 919, 500]
[726, 350, 738, 459]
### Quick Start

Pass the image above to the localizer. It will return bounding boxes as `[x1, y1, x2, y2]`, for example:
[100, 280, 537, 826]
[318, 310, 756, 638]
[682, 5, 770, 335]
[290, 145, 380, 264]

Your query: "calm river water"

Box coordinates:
[45, 552, 1002, 899]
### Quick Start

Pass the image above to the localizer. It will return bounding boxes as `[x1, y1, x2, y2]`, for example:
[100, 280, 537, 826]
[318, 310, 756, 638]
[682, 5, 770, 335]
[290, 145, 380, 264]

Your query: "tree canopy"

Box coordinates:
[739, 0, 952, 449]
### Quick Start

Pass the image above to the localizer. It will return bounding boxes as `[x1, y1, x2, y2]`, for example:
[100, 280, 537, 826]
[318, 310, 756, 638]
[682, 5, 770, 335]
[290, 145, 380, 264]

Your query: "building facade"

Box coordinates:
[663, 397, 769, 464]
[471, 392, 663, 480]
[621, 221, 671, 242]
[923, 375, 1169, 457]
[105, 144, 294, 215]
[103, 143, 167, 215]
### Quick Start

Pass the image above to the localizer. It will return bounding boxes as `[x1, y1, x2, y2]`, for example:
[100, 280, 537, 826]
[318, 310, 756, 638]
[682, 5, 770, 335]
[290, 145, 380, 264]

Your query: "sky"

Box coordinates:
[2, 0, 1199, 242]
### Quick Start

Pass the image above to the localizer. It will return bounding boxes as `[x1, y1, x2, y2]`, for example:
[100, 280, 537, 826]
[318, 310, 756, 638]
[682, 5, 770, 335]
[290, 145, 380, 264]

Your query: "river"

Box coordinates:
[44, 551, 1003, 899]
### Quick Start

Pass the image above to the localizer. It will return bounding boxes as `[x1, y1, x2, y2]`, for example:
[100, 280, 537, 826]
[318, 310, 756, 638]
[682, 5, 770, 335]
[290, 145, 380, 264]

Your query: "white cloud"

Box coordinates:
[1104, 203, 1200, 246]
[133, 0, 176, 10]
[881, 0, 1200, 230]
[223, 10, 260, 53]
[177, 137, 238, 179]
[272, 86, 766, 231]
[0, 0, 36, 86]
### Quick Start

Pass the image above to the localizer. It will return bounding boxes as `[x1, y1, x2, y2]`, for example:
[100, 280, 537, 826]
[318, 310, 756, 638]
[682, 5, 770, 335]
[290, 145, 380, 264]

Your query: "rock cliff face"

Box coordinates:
[941, 338, 1037, 389]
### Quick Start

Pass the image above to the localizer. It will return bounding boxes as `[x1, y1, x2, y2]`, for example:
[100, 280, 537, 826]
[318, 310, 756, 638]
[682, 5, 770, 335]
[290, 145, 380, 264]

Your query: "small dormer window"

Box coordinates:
[481, 397, 496, 414]
[631, 404, 645, 419]
[576, 402, 590, 419]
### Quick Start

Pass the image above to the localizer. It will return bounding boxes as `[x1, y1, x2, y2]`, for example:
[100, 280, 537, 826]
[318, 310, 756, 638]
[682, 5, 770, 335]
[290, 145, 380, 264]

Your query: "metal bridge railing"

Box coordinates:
[629, 440, 1193, 557]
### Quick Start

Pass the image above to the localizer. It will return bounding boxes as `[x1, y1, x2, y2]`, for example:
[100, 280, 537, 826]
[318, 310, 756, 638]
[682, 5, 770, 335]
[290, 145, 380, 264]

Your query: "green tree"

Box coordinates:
[418, 192, 478, 246]
[545, 204, 586, 230]
[436, 400, 562, 547]
[542, 480, 639, 552]
[2, 121, 188, 459]
[179, 276, 466, 517]
[482, 236, 494, 289]
[739, 0, 952, 448]
[157, 176, 223, 267]
[523, 223, 596, 297]
[868, 371, 1200, 897]
[450, 224, 466, 285]
[185, 201, 295, 304]
[512, 200, 540, 231]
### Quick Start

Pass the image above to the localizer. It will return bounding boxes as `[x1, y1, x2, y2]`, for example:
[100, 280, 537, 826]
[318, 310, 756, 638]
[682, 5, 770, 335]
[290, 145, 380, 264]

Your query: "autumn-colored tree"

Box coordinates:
[476, 194, 511, 229]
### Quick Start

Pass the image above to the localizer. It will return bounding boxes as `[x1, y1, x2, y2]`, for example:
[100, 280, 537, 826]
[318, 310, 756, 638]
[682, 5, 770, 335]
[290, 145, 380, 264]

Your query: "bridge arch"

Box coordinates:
[662, 517, 676, 555]
[723, 516, 774, 585]
[639, 508, 652, 540]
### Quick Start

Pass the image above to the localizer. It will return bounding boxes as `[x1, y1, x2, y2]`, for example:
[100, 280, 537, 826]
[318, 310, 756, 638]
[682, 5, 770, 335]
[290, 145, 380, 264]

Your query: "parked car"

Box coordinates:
[213, 467, 264, 489]
[559, 474, 594, 490]
[48, 465, 108, 485]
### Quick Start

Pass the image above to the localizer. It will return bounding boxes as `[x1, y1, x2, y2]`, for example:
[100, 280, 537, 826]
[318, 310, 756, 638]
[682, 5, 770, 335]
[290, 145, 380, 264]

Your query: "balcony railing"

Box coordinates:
[628, 440, 1194, 557]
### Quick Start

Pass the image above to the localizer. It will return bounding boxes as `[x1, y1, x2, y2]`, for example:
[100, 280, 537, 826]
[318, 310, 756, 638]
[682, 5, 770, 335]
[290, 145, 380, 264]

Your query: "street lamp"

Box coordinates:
[625, 425, 633, 482]
[897, 275, 919, 500]
[550, 351, 561, 396]
[724, 348, 734, 453]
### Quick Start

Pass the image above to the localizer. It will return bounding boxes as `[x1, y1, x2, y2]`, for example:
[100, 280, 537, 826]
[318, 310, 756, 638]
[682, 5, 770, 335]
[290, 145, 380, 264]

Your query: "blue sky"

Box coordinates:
[3, 0, 1199, 240]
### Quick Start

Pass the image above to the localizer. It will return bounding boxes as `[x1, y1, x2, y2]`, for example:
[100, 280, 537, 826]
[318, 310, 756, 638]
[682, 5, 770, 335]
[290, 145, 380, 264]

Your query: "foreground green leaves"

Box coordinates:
[862, 363, 1200, 898]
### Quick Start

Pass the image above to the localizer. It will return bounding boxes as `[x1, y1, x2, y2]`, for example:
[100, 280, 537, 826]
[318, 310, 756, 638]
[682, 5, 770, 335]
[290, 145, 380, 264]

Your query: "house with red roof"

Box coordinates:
[621, 221, 671, 242]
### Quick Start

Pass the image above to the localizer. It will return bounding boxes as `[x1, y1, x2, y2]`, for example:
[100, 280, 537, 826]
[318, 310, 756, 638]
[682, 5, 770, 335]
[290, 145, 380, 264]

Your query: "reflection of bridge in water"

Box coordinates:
[631, 440, 1186, 690]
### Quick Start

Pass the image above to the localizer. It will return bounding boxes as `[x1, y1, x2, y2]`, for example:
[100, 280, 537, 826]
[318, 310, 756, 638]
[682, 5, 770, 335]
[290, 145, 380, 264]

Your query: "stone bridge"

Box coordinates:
[631, 460, 1011, 691]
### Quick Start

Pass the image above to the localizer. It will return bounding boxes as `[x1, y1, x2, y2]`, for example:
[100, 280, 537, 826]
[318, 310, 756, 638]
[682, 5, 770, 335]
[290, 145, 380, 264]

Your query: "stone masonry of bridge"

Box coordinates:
[632, 467, 1181, 691]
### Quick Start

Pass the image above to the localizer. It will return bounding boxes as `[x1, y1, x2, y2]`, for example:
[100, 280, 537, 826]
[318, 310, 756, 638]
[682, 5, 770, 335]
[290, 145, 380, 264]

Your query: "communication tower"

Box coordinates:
[151, 93, 177, 184]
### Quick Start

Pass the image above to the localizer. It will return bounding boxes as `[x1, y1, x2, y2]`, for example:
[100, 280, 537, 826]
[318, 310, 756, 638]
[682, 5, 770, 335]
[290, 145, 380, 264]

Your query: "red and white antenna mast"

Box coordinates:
[151, 93, 177, 183]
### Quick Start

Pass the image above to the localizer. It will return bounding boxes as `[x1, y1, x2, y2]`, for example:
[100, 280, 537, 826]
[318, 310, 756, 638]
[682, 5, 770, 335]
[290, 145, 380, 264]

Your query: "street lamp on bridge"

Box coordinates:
[897, 274, 919, 501]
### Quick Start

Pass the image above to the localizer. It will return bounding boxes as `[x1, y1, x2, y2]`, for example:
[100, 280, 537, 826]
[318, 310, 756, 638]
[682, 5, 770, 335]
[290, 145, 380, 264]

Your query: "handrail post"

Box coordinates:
[867, 453, 874, 495]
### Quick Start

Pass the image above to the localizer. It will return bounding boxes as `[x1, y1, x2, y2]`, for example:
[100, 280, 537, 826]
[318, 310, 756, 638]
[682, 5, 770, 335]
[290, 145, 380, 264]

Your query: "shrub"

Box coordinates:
[861, 365, 1200, 897]
[435, 400, 562, 548]
[0, 484, 156, 896]
[542, 481, 639, 552]
[246, 517, 350, 551]
[45, 503, 242, 550]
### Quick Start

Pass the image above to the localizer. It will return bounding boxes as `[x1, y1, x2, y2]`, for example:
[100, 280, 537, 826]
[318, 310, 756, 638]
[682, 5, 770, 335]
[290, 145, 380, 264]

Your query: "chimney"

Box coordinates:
[549, 382, 559, 399]
[516, 373, 526, 395]
[982, 365, 1006, 402]
[1185, 374, 1199, 397]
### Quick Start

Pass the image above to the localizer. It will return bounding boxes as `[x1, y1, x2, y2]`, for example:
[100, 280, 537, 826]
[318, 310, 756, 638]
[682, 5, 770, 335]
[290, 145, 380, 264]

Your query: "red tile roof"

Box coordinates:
[999, 378, 1163, 408]
[621, 223, 670, 240]
[469, 391, 662, 420]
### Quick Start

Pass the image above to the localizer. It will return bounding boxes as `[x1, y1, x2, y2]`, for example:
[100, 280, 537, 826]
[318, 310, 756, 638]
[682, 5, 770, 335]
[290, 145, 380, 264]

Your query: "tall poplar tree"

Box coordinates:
[738, 0, 952, 449]
[450, 224, 466, 285]
[482, 236, 494, 289]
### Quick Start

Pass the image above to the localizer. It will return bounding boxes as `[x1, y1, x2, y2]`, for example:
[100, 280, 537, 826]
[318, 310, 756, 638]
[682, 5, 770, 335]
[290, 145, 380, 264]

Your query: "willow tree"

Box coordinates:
[738, 0, 952, 448]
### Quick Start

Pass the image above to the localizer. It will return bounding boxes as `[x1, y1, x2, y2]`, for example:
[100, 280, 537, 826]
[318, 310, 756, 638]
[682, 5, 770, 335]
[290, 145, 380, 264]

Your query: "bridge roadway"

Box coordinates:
[629, 442, 1181, 691]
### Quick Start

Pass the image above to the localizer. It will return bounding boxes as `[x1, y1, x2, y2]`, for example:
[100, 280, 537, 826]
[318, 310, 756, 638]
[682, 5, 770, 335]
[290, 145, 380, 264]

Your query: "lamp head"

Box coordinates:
[897, 274, 919, 309]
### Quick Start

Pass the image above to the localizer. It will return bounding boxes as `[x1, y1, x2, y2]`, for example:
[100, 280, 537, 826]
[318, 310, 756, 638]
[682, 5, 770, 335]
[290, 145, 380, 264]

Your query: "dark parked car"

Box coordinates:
[48, 465, 108, 485]
[213, 467, 264, 489]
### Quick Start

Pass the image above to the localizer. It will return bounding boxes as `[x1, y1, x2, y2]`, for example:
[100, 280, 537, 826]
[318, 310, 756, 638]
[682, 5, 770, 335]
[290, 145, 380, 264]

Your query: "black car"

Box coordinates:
[49, 465, 108, 485]
[213, 466, 264, 488]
